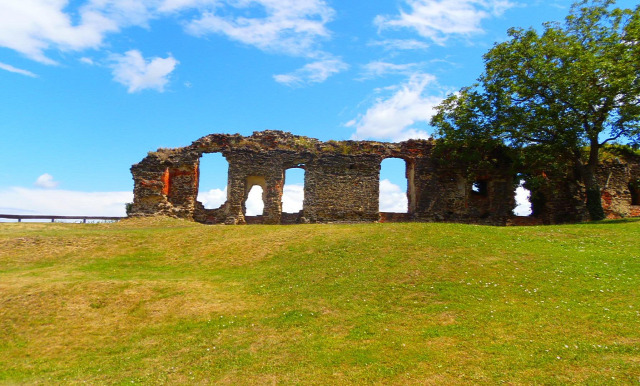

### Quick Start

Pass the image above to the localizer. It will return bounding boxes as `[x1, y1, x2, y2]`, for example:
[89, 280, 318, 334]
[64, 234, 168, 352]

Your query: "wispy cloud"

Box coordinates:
[359, 61, 422, 80]
[0, 62, 38, 77]
[274, 58, 348, 86]
[186, 0, 335, 57]
[79, 57, 95, 65]
[346, 73, 446, 142]
[159, 0, 216, 13]
[369, 39, 430, 51]
[109, 50, 179, 93]
[375, 0, 515, 44]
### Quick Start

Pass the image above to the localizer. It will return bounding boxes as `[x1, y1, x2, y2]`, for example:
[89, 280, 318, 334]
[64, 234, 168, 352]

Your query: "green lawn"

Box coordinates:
[1, 217, 639, 384]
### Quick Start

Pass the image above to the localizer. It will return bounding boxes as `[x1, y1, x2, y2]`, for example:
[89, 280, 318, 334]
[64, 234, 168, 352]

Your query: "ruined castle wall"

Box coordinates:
[597, 156, 640, 219]
[529, 154, 640, 224]
[130, 130, 639, 225]
[130, 131, 519, 225]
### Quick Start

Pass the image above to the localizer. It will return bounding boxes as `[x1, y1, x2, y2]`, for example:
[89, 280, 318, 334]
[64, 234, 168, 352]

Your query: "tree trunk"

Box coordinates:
[581, 166, 605, 221]
[578, 143, 605, 221]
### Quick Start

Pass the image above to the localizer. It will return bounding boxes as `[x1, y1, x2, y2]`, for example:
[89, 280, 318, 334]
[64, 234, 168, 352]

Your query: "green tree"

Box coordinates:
[432, 0, 640, 220]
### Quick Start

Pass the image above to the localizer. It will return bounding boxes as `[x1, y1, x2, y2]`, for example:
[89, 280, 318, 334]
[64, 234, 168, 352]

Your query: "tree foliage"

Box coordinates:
[431, 0, 640, 220]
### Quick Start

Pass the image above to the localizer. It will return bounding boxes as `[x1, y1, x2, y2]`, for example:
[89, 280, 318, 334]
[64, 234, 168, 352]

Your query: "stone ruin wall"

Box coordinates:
[528, 154, 640, 224]
[597, 159, 640, 219]
[130, 130, 640, 225]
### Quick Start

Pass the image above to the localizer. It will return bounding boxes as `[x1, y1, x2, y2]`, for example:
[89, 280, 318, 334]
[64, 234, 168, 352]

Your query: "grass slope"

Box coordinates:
[1, 218, 639, 384]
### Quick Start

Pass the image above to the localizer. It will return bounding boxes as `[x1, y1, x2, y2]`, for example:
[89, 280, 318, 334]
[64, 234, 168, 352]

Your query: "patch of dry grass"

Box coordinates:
[1, 218, 639, 383]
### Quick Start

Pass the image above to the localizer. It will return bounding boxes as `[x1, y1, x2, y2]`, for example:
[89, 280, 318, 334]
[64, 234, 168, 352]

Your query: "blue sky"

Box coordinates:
[1, 0, 634, 217]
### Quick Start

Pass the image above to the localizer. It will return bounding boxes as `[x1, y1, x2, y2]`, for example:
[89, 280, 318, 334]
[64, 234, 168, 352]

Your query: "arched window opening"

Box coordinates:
[513, 179, 533, 216]
[283, 167, 305, 213]
[197, 153, 229, 209]
[380, 158, 408, 213]
[245, 185, 264, 216]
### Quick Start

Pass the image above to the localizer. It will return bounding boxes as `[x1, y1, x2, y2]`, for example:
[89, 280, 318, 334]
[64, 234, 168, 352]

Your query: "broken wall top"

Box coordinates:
[137, 130, 436, 170]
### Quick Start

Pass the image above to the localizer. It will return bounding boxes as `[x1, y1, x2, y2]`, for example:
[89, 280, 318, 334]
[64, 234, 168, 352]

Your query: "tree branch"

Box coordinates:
[600, 130, 627, 145]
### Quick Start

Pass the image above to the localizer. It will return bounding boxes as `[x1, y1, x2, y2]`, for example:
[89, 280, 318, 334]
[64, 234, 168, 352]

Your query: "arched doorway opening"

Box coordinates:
[244, 176, 265, 216]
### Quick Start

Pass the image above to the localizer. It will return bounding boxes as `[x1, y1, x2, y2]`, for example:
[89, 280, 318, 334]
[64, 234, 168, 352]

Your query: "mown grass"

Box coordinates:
[1, 217, 639, 384]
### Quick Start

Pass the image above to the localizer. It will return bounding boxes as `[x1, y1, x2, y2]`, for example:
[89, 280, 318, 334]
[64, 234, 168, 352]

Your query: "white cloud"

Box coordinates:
[0, 187, 132, 217]
[231, 184, 302, 216]
[347, 73, 445, 142]
[197, 184, 304, 215]
[195, 181, 407, 215]
[198, 185, 265, 216]
[186, 0, 334, 57]
[360, 61, 421, 79]
[34, 173, 60, 189]
[198, 187, 227, 209]
[513, 181, 532, 216]
[0, 0, 339, 91]
[109, 50, 179, 93]
[0, 183, 533, 220]
[0, 0, 335, 64]
[375, 0, 515, 44]
[245, 185, 264, 216]
[379, 179, 408, 212]
[274, 58, 348, 86]
[0, 0, 121, 64]
[282, 184, 304, 213]
[0, 62, 38, 77]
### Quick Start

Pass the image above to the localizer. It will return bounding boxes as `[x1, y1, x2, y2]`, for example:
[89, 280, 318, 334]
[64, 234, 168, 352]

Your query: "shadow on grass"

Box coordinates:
[573, 218, 640, 226]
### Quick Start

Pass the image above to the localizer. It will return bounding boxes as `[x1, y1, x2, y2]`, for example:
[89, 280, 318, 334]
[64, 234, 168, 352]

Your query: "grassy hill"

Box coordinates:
[1, 218, 639, 384]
